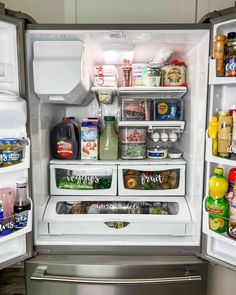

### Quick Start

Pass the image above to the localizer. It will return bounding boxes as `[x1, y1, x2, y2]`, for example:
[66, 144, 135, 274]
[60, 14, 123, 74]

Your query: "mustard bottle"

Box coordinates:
[208, 116, 218, 156]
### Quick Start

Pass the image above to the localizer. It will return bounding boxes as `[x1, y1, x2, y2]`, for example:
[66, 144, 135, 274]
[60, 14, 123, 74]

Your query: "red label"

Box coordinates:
[57, 141, 73, 158]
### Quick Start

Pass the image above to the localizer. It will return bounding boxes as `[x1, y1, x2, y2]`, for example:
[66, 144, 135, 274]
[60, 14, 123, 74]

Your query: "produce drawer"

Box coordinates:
[50, 164, 117, 196]
[43, 196, 192, 236]
[118, 164, 185, 196]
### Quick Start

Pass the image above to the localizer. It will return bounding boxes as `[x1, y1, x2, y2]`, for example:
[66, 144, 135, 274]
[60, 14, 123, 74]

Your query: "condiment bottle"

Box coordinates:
[218, 111, 232, 158]
[208, 116, 218, 156]
[226, 168, 236, 203]
[213, 35, 227, 77]
[228, 182, 236, 239]
[205, 167, 229, 233]
[99, 116, 118, 160]
[121, 59, 132, 87]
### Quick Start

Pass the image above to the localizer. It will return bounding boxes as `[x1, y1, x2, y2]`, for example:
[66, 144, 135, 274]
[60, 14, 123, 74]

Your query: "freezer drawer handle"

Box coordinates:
[30, 266, 202, 285]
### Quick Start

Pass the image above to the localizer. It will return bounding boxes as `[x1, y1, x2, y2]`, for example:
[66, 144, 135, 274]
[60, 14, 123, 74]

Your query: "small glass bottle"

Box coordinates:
[99, 116, 118, 160]
[14, 179, 31, 230]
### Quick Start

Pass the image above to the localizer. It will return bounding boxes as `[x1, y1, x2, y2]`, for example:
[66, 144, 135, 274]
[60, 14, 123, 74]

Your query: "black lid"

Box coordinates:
[227, 32, 236, 40]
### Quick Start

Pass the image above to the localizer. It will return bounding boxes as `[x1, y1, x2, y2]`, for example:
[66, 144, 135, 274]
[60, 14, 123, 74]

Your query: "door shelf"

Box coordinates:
[0, 143, 30, 174]
[205, 136, 236, 166]
[43, 196, 192, 237]
[0, 201, 32, 244]
[209, 59, 236, 85]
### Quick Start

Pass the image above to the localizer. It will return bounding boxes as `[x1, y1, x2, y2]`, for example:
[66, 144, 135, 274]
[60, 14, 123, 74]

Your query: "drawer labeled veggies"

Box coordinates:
[50, 164, 117, 195]
[118, 164, 185, 195]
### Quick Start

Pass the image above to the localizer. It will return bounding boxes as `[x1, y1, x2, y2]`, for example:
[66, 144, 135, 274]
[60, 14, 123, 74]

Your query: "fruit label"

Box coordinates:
[141, 173, 163, 185]
[205, 196, 229, 233]
[57, 141, 72, 158]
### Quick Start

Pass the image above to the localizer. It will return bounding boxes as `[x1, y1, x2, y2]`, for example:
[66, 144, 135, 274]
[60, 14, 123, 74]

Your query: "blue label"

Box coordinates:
[15, 211, 28, 229]
[148, 152, 163, 157]
[2, 151, 22, 163]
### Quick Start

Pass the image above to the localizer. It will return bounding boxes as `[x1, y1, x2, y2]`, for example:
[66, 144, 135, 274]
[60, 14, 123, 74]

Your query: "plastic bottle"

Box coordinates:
[205, 168, 229, 233]
[208, 116, 218, 156]
[14, 179, 31, 230]
[99, 116, 118, 160]
[226, 168, 236, 203]
[213, 35, 227, 77]
[228, 182, 236, 239]
[51, 117, 79, 159]
[218, 111, 232, 158]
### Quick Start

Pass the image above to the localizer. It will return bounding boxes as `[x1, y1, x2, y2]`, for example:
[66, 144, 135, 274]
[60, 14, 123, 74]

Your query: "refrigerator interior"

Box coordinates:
[25, 28, 210, 249]
[203, 17, 236, 269]
[0, 20, 32, 268]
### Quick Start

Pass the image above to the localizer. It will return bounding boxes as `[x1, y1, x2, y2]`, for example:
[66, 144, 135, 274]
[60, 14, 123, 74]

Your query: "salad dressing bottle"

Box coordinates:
[99, 116, 118, 160]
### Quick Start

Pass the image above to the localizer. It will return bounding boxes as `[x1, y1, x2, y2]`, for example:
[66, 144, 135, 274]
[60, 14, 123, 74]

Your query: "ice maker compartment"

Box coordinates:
[33, 41, 92, 105]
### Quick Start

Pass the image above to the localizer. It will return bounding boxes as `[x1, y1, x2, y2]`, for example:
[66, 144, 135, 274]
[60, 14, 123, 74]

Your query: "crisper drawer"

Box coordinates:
[43, 196, 192, 236]
[118, 164, 185, 196]
[50, 164, 117, 195]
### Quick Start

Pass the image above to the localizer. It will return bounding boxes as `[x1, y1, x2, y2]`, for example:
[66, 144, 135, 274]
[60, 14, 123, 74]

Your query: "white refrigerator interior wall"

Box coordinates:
[1, 0, 236, 294]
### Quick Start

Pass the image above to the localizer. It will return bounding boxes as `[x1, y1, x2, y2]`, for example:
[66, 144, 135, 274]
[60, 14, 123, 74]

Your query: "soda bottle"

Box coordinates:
[205, 167, 229, 233]
[14, 179, 31, 230]
[228, 182, 236, 239]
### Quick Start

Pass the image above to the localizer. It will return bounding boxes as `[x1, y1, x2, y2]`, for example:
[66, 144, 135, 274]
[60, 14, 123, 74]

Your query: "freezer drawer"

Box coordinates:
[25, 255, 207, 295]
[118, 164, 185, 195]
[43, 196, 192, 236]
[50, 164, 117, 195]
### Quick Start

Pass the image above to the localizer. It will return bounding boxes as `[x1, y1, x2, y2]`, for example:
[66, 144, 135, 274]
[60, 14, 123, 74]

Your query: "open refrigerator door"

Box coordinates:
[202, 12, 236, 270]
[0, 6, 32, 269]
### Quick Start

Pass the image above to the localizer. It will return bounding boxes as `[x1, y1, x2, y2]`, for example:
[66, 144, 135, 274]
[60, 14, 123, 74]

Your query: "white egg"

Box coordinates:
[151, 132, 160, 142]
[160, 132, 169, 142]
[169, 132, 178, 142]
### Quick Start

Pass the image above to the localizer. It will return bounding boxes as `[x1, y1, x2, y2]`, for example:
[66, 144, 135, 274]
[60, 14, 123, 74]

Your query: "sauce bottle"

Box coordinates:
[218, 111, 232, 158]
[213, 35, 227, 77]
[99, 116, 118, 160]
[205, 167, 229, 233]
[228, 182, 236, 239]
[208, 116, 218, 156]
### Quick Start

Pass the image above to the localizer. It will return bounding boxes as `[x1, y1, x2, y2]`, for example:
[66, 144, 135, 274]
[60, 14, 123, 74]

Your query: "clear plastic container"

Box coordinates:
[119, 127, 146, 143]
[120, 143, 146, 159]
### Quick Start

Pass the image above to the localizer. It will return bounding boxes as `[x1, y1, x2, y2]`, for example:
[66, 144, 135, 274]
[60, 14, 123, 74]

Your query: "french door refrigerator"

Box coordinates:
[0, 3, 236, 295]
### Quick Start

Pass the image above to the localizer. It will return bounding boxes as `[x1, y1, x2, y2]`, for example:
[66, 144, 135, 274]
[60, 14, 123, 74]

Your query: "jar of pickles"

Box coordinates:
[0, 138, 23, 167]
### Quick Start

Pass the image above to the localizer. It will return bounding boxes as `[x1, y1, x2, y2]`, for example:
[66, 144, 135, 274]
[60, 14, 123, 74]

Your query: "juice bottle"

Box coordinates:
[228, 182, 236, 239]
[51, 117, 79, 159]
[205, 167, 229, 233]
[99, 116, 118, 160]
[208, 116, 218, 156]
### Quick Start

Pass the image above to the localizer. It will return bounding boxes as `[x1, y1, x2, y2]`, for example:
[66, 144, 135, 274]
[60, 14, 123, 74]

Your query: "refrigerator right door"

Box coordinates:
[202, 13, 236, 270]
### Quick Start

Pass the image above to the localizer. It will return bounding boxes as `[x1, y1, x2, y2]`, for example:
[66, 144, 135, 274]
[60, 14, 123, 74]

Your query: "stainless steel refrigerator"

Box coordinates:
[0, 2, 236, 295]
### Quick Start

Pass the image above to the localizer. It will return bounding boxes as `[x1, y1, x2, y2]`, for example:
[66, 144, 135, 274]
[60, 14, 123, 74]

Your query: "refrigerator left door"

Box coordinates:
[0, 11, 32, 270]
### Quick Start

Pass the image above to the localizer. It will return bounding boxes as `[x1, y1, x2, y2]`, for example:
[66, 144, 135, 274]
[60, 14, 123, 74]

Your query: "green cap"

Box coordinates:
[104, 116, 115, 121]
[215, 167, 224, 175]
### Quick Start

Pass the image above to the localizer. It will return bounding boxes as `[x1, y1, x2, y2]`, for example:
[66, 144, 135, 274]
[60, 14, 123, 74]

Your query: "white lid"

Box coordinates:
[16, 178, 27, 185]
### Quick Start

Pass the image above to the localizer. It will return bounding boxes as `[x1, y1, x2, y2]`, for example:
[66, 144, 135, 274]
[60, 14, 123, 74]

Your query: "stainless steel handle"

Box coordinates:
[30, 266, 202, 285]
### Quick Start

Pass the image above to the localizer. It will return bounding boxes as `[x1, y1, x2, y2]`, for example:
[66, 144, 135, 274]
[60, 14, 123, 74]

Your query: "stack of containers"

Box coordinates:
[119, 127, 147, 159]
[94, 65, 118, 87]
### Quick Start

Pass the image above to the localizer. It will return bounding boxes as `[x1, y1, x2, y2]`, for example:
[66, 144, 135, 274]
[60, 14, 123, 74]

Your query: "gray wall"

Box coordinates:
[2, 0, 236, 295]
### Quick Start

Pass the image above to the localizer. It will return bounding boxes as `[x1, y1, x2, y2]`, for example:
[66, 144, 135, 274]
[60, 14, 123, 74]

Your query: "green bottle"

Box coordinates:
[205, 167, 229, 233]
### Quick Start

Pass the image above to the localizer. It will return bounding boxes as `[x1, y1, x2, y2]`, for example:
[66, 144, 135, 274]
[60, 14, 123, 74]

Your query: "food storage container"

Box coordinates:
[119, 127, 146, 143]
[162, 60, 187, 86]
[153, 99, 183, 121]
[121, 99, 145, 121]
[0, 138, 23, 167]
[120, 143, 146, 159]
[147, 147, 168, 159]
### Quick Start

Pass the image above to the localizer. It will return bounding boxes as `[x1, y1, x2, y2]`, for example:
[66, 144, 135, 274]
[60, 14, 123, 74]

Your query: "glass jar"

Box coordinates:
[0, 138, 22, 167]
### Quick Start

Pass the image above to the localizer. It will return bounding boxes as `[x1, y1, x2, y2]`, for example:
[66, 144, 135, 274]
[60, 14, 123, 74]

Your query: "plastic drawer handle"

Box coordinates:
[30, 266, 202, 285]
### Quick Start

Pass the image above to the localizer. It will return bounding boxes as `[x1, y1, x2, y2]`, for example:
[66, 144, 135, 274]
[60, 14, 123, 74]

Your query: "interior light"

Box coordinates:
[102, 43, 134, 65]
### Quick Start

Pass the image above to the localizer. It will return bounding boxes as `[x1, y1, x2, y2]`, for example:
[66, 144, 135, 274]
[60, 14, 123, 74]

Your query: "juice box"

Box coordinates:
[81, 119, 98, 160]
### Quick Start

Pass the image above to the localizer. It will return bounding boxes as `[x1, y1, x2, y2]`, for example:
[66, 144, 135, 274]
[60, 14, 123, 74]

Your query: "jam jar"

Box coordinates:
[0, 138, 23, 167]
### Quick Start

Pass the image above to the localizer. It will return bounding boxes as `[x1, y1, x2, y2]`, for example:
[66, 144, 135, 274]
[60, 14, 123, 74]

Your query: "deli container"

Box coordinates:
[120, 143, 146, 159]
[119, 127, 146, 143]
[121, 98, 150, 121]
